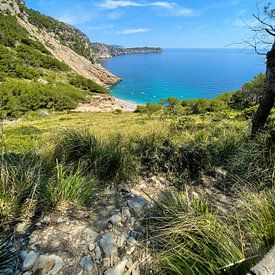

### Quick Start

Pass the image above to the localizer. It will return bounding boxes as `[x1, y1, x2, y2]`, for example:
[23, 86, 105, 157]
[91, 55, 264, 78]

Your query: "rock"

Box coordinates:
[88, 243, 95, 251]
[117, 184, 130, 193]
[95, 245, 102, 261]
[104, 259, 128, 275]
[22, 251, 38, 271]
[16, 222, 29, 233]
[100, 234, 118, 256]
[80, 256, 93, 270]
[22, 272, 32, 275]
[109, 213, 123, 226]
[116, 234, 127, 248]
[103, 257, 111, 268]
[249, 246, 275, 275]
[122, 207, 131, 221]
[38, 255, 63, 274]
[41, 216, 51, 223]
[2, 268, 14, 275]
[83, 228, 98, 242]
[128, 197, 147, 214]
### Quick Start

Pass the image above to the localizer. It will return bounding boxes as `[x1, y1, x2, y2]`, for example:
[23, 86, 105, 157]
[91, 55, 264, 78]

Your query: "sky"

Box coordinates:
[24, 0, 260, 48]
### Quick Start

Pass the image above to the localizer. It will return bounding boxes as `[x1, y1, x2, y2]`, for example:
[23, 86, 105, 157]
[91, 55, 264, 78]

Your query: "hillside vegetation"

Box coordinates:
[1, 83, 274, 273]
[0, 12, 108, 118]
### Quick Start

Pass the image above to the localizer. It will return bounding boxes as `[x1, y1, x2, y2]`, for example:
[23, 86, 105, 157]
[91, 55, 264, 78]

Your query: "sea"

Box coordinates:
[101, 48, 265, 104]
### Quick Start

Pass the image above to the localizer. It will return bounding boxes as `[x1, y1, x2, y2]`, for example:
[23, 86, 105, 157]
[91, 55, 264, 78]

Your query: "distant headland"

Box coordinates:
[91, 43, 163, 59]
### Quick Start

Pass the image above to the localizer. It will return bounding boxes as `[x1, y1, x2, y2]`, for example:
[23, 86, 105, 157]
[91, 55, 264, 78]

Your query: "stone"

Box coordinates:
[88, 243, 95, 251]
[109, 213, 123, 226]
[95, 245, 102, 261]
[22, 272, 32, 275]
[100, 234, 118, 256]
[37, 255, 63, 275]
[80, 256, 93, 270]
[16, 222, 29, 234]
[116, 234, 127, 248]
[104, 259, 128, 275]
[22, 251, 38, 271]
[117, 184, 130, 193]
[41, 216, 51, 223]
[83, 228, 98, 242]
[121, 207, 131, 221]
[103, 257, 111, 268]
[128, 197, 147, 214]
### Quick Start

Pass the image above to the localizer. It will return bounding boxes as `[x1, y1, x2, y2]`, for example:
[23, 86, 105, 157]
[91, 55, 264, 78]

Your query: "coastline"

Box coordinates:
[115, 97, 139, 111]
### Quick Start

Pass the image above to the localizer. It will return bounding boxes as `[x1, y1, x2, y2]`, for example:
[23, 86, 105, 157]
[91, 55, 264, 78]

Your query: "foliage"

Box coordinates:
[0, 79, 87, 117]
[51, 129, 136, 182]
[46, 164, 97, 208]
[69, 74, 107, 94]
[135, 102, 162, 117]
[25, 8, 97, 62]
[230, 74, 266, 110]
[150, 189, 275, 274]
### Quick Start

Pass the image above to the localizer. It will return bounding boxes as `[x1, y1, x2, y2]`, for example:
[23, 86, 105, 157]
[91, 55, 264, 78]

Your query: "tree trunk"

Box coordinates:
[251, 42, 275, 137]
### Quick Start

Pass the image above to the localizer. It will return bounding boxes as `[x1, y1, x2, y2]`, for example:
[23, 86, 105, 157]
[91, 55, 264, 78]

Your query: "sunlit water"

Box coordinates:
[101, 48, 265, 104]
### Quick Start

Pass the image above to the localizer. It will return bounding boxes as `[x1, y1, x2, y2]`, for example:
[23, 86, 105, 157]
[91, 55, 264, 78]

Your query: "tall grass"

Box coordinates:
[46, 163, 97, 209]
[51, 129, 136, 182]
[149, 188, 275, 274]
[0, 152, 46, 224]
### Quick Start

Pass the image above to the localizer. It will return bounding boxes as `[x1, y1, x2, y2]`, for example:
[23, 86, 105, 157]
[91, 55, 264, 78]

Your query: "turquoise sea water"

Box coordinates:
[101, 49, 265, 104]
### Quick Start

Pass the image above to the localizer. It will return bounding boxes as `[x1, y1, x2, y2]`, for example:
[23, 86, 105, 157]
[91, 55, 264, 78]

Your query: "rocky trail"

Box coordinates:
[3, 176, 169, 275]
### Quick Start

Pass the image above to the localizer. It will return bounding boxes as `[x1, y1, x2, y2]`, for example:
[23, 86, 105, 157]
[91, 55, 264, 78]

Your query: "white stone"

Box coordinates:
[109, 213, 123, 226]
[104, 259, 128, 275]
[122, 207, 131, 221]
[22, 251, 38, 271]
[88, 243, 95, 251]
[95, 245, 102, 261]
[116, 234, 127, 248]
[37, 255, 63, 275]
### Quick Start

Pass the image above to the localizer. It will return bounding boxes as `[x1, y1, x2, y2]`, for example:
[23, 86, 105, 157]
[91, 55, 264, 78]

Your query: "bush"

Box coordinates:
[150, 192, 246, 274]
[230, 74, 266, 110]
[0, 79, 87, 117]
[150, 189, 275, 274]
[69, 75, 107, 94]
[46, 164, 97, 208]
[0, 152, 47, 224]
[51, 129, 136, 182]
[135, 102, 162, 117]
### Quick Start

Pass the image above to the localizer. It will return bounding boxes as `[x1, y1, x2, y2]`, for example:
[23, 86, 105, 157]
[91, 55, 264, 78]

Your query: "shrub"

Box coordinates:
[46, 164, 97, 208]
[0, 152, 47, 224]
[0, 79, 87, 117]
[150, 189, 275, 274]
[69, 75, 107, 94]
[135, 102, 162, 117]
[150, 192, 246, 274]
[230, 74, 266, 110]
[51, 129, 136, 182]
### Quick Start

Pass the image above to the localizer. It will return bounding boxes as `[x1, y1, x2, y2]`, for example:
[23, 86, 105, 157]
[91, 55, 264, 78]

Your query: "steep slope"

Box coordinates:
[0, 0, 120, 86]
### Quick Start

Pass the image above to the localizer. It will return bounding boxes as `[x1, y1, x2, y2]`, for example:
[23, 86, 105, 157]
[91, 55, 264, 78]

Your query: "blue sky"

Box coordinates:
[25, 0, 259, 48]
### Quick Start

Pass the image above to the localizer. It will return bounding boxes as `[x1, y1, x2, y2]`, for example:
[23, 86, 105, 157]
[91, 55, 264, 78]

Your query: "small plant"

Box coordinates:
[51, 129, 136, 182]
[46, 163, 97, 208]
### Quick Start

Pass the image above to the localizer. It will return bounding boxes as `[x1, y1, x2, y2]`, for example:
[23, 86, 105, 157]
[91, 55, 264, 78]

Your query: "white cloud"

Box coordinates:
[118, 28, 151, 34]
[97, 0, 194, 16]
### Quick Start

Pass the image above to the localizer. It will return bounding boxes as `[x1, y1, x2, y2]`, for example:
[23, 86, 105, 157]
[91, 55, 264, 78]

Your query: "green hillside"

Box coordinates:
[0, 12, 107, 118]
